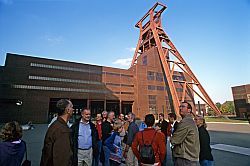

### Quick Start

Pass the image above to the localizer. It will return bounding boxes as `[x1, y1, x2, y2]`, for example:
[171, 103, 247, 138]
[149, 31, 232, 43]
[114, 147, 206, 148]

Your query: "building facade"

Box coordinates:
[232, 84, 250, 118]
[0, 53, 134, 123]
[0, 50, 193, 123]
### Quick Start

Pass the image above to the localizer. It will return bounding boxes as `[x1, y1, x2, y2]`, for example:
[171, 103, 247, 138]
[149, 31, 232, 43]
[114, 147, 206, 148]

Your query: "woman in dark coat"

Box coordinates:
[0, 121, 25, 166]
[195, 115, 214, 166]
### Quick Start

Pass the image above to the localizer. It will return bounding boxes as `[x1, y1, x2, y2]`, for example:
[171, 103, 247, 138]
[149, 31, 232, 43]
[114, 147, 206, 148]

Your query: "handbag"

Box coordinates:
[21, 141, 31, 166]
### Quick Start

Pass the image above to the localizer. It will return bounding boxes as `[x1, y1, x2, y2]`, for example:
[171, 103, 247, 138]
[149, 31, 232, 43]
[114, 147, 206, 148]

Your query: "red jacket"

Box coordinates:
[132, 128, 166, 165]
[96, 121, 102, 140]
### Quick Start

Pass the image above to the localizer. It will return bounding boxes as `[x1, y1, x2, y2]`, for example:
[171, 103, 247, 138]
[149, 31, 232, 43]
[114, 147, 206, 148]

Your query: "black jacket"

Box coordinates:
[173, 121, 178, 133]
[71, 118, 99, 166]
[101, 120, 113, 143]
[159, 119, 168, 137]
[198, 125, 213, 161]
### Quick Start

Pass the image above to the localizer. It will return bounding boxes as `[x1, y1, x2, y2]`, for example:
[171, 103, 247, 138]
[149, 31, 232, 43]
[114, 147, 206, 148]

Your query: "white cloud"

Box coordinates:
[126, 47, 136, 52]
[0, 0, 13, 5]
[113, 58, 132, 66]
[42, 35, 64, 46]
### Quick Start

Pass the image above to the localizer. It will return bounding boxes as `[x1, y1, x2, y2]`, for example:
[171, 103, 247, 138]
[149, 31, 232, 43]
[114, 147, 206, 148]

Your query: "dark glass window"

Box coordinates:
[176, 88, 183, 92]
[156, 73, 163, 82]
[121, 74, 133, 77]
[106, 83, 120, 86]
[172, 75, 185, 81]
[106, 72, 120, 76]
[148, 85, 156, 90]
[157, 86, 164, 91]
[148, 95, 156, 104]
[121, 84, 134, 87]
[121, 92, 134, 94]
[147, 71, 154, 80]
[142, 55, 147, 65]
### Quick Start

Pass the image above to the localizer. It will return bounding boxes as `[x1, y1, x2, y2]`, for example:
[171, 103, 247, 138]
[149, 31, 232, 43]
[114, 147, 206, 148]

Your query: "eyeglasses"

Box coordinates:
[179, 105, 187, 108]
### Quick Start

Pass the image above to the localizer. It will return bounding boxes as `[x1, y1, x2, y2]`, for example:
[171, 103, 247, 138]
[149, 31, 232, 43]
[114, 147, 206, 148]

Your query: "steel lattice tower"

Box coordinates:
[130, 2, 221, 117]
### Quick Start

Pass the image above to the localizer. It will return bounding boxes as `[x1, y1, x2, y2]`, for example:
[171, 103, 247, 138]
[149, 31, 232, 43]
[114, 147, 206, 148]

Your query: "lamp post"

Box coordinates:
[16, 100, 23, 122]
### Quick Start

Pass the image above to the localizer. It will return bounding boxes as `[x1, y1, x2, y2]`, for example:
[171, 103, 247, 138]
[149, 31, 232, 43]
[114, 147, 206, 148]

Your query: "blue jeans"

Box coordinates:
[103, 145, 110, 166]
[93, 141, 102, 166]
[200, 160, 214, 166]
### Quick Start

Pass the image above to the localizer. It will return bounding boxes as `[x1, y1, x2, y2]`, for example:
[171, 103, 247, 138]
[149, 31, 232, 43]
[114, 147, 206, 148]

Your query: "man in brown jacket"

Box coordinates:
[40, 99, 74, 166]
[170, 101, 200, 166]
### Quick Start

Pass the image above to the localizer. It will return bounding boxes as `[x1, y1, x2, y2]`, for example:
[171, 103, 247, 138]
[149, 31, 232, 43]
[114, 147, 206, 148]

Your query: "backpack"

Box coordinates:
[139, 131, 157, 164]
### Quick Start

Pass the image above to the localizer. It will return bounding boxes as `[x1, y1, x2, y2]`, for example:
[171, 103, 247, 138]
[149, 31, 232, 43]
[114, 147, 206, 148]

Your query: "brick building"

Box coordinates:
[232, 84, 250, 118]
[0, 49, 193, 123]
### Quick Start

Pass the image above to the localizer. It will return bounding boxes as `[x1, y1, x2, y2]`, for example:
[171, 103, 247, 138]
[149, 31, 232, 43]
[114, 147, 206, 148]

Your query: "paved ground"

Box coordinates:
[21, 123, 250, 166]
[22, 124, 47, 165]
[207, 122, 250, 134]
[208, 123, 250, 166]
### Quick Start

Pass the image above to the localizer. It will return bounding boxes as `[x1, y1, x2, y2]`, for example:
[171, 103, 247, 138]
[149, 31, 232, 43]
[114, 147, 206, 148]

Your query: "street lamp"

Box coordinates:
[16, 100, 23, 106]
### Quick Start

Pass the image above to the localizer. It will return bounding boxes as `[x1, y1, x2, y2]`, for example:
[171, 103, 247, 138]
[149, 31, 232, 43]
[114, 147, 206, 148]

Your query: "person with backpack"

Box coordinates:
[132, 114, 166, 166]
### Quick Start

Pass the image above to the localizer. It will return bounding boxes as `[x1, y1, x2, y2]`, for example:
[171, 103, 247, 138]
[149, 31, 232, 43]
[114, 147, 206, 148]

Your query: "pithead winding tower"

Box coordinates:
[130, 2, 221, 117]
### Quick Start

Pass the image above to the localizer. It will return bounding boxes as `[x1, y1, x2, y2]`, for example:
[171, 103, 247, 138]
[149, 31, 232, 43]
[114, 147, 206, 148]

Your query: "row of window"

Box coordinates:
[147, 71, 163, 82]
[30, 63, 133, 78]
[148, 85, 165, 91]
[148, 85, 183, 92]
[105, 72, 133, 77]
[112, 92, 133, 95]
[147, 71, 186, 82]
[29, 75, 103, 85]
[29, 76, 135, 89]
[106, 83, 134, 87]
[172, 75, 185, 81]
[12, 84, 109, 94]
[30, 63, 102, 74]
[12, 84, 134, 95]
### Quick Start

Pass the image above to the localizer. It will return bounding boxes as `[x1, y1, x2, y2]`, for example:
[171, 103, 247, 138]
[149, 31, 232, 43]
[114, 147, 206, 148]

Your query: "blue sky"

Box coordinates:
[0, 0, 249, 103]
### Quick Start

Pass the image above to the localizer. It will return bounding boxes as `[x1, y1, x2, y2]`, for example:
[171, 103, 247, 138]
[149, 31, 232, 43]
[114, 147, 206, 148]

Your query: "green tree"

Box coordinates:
[220, 101, 235, 115]
[215, 102, 222, 110]
[207, 107, 216, 116]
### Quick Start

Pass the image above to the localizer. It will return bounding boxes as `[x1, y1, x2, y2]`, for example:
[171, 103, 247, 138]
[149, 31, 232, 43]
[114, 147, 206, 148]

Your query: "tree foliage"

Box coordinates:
[220, 101, 235, 114]
[215, 102, 222, 110]
[207, 101, 235, 116]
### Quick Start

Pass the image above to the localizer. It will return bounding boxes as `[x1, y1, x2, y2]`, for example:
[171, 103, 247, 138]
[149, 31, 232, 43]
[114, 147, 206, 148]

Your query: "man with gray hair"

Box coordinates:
[71, 108, 99, 166]
[102, 111, 108, 122]
[123, 112, 139, 166]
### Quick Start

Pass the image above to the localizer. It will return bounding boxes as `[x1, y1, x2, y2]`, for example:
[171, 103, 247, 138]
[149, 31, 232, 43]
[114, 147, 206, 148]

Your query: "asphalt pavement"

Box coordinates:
[208, 123, 250, 166]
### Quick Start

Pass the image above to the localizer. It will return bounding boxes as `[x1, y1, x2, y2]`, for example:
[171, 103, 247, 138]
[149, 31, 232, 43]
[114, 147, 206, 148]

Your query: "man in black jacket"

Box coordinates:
[71, 108, 98, 166]
[101, 111, 115, 166]
[159, 113, 168, 138]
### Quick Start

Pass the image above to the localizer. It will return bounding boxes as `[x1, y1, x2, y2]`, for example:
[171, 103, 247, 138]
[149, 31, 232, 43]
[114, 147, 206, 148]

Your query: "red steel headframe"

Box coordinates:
[131, 2, 221, 117]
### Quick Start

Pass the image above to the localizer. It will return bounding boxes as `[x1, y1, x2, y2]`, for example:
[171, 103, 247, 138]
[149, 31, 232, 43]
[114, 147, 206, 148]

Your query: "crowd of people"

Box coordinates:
[0, 99, 214, 166]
